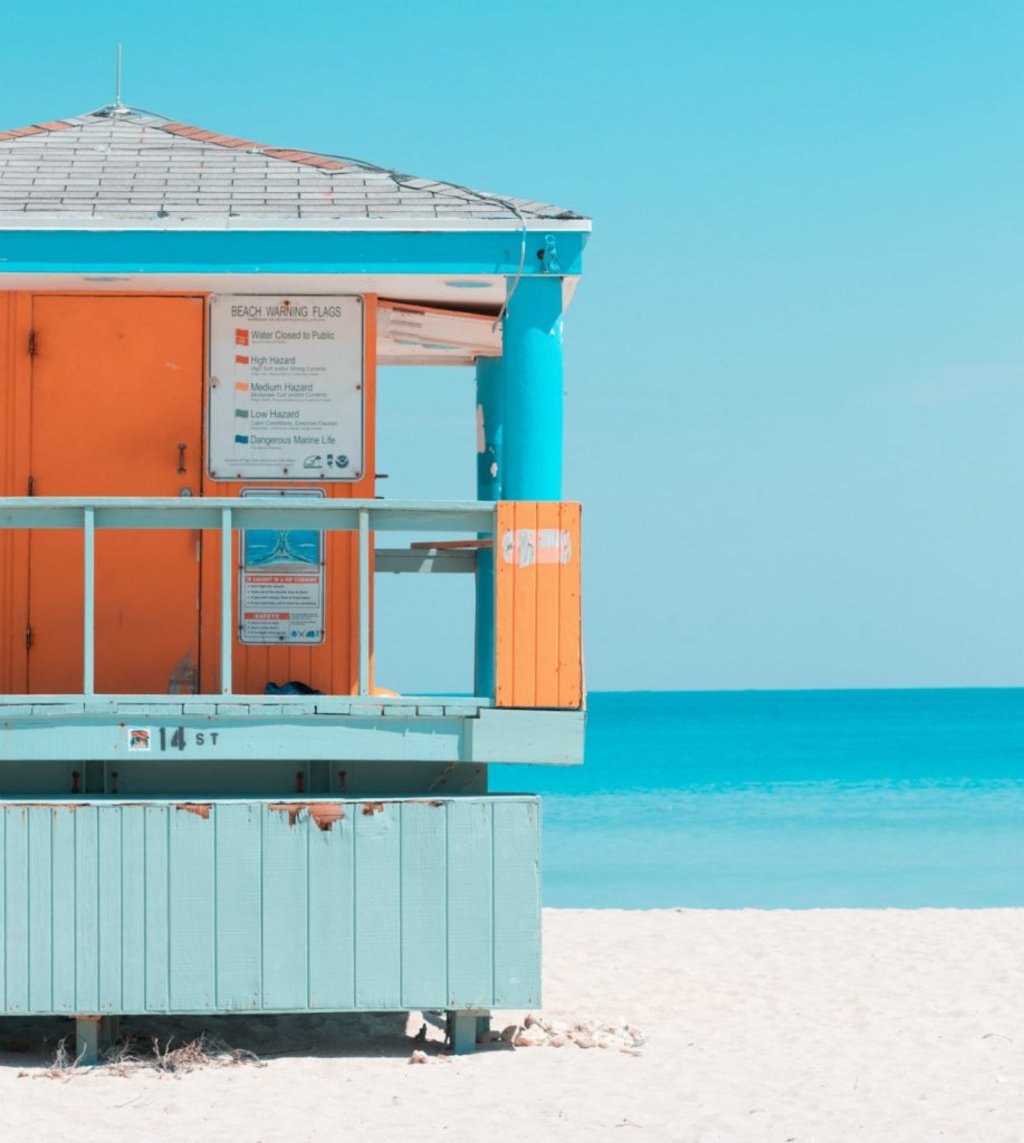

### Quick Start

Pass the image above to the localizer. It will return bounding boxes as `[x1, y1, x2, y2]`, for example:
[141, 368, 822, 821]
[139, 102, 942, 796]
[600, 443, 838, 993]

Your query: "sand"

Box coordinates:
[0, 908, 1020, 1142]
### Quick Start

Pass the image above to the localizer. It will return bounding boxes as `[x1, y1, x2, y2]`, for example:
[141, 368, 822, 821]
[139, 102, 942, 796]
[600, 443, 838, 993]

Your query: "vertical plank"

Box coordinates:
[97, 807, 122, 1010]
[27, 807, 53, 1012]
[74, 805, 99, 1012]
[120, 805, 146, 1012]
[354, 802, 401, 1009]
[261, 804, 309, 1009]
[494, 502, 516, 706]
[493, 799, 542, 1008]
[168, 804, 216, 1010]
[511, 502, 538, 706]
[4, 807, 29, 1011]
[215, 802, 262, 1011]
[308, 806, 355, 1010]
[557, 502, 583, 708]
[197, 523, 221, 695]
[0, 807, 5, 1009]
[51, 806, 76, 1012]
[1, 293, 33, 694]
[446, 799, 494, 1008]
[357, 507, 370, 695]
[399, 802, 447, 1008]
[534, 502, 562, 707]
[144, 805, 169, 1010]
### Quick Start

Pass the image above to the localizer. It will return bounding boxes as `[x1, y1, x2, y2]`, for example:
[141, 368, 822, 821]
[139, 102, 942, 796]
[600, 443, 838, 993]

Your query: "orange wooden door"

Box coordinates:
[28, 295, 204, 694]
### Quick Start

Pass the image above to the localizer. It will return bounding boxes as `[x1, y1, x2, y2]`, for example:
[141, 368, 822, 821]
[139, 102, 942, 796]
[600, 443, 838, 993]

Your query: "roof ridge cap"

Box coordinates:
[0, 117, 77, 143]
[149, 118, 349, 172]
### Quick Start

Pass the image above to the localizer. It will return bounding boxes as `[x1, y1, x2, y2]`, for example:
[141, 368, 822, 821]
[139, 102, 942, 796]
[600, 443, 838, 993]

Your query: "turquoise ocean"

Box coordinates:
[491, 690, 1024, 909]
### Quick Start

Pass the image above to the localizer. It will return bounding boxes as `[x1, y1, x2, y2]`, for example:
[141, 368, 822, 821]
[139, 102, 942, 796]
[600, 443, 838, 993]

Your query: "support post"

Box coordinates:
[474, 355, 503, 699]
[501, 275, 564, 501]
[448, 1010, 479, 1055]
[74, 1015, 120, 1066]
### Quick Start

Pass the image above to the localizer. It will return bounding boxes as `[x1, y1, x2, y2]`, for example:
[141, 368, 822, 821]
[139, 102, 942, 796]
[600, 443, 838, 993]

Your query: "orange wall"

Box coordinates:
[0, 290, 377, 697]
[495, 500, 583, 709]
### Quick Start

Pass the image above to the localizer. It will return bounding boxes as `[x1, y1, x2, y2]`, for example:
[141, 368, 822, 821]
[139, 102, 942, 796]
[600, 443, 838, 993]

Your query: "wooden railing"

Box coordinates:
[0, 497, 583, 708]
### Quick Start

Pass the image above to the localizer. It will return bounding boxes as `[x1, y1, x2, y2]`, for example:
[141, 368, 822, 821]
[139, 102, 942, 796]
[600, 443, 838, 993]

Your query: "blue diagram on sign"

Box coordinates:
[244, 529, 320, 567]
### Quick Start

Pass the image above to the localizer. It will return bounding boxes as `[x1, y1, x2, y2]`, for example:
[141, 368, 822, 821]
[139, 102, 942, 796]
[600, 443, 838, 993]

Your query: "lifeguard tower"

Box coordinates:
[0, 105, 588, 1060]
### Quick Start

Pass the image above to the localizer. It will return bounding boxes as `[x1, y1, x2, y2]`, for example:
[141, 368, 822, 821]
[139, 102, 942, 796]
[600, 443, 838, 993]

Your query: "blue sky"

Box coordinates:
[2, 1, 1022, 690]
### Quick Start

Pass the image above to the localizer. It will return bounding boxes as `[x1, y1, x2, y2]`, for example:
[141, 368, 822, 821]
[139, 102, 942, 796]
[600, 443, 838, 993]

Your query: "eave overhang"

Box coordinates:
[0, 225, 588, 312]
[0, 224, 588, 272]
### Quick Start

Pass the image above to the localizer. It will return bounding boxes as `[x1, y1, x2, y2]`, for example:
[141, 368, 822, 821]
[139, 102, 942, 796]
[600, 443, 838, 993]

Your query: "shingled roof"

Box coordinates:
[0, 108, 586, 226]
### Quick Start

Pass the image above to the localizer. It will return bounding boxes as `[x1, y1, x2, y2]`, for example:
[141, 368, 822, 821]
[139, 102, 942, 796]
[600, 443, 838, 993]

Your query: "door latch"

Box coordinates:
[177, 443, 187, 474]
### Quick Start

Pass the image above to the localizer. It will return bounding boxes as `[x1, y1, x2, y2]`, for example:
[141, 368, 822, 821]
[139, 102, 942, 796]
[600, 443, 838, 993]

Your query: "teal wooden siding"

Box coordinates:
[0, 795, 540, 1016]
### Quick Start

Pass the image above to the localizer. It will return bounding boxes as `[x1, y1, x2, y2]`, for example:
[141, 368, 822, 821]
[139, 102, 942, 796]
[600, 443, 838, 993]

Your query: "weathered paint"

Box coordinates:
[0, 795, 541, 1015]
[175, 802, 212, 819]
[267, 801, 345, 830]
[495, 501, 583, 709]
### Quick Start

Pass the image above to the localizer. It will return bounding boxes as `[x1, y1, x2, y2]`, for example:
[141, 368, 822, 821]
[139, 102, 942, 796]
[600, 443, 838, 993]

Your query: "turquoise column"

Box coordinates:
[476, 356, 504, 502]
[501, 275, 564, 501]
[474, 355, 503, 698]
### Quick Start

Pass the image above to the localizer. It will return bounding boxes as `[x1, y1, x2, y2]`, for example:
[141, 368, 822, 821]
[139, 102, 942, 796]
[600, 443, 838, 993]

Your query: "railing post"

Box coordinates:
[474, 356, 503, 700]
[220, 507, 233, 695]
[358, 506, 370, 696]
[82, 506, 95, 695]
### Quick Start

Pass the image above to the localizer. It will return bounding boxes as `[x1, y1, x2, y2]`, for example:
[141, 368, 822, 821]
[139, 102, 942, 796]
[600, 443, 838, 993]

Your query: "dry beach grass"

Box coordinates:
[0, 908, 1020, 1142]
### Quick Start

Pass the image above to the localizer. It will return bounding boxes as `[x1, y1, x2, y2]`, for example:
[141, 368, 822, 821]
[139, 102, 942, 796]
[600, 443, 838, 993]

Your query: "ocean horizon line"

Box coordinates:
[585, 684, 1024, 695]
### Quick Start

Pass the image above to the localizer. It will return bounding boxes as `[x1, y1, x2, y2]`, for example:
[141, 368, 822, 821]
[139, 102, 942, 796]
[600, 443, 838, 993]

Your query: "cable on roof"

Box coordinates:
[306, 149, 535, 328]
[68, 107, 558, 323]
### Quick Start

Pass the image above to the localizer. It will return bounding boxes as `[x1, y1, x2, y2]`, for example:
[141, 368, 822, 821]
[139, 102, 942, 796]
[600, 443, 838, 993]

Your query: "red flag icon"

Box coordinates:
[235, 329, 249, 346]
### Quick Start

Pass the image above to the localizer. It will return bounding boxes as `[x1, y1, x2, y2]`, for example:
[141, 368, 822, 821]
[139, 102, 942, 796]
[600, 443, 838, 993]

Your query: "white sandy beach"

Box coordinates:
[0, 907, 1020, 1143]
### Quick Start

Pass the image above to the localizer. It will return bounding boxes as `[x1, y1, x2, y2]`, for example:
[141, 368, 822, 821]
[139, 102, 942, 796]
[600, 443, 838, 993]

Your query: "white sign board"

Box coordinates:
[239, 489, 325, 645]
[208, 295, 364, 481]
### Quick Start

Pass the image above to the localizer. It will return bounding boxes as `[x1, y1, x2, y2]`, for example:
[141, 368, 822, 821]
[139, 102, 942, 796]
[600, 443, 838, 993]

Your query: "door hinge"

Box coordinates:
[25, 624, 32, 651]
[27, 330, 36, 356]
[27, 475, 34, 496]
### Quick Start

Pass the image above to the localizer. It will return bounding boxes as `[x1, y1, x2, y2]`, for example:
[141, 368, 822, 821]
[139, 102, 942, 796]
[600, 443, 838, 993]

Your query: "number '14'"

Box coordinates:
[158, 727, 187, 751]
[157, 727, 218, 751]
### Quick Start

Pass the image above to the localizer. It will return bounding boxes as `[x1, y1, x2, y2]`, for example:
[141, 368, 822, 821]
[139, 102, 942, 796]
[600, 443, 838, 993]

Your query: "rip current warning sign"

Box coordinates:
[208, 294, 364, 481]
[239, 489, 325, 645]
